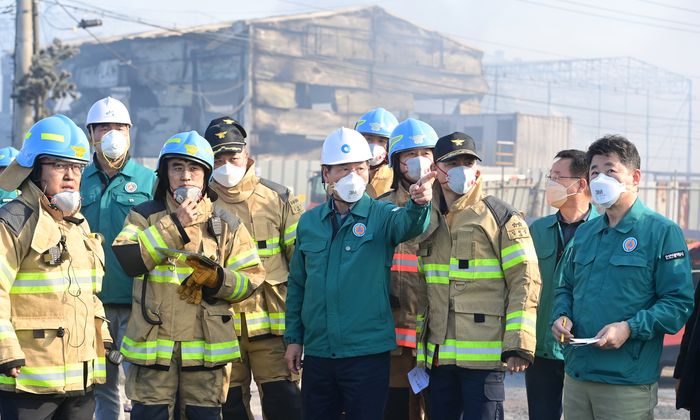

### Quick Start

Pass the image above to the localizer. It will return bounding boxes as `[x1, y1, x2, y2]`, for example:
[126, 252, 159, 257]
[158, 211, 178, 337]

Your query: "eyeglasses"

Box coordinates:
[546, 175, 580, 182]
[41, 161, 87, 174]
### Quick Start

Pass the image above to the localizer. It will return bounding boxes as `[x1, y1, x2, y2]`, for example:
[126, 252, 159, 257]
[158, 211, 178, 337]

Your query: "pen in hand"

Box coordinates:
[560, 318, 567, 343]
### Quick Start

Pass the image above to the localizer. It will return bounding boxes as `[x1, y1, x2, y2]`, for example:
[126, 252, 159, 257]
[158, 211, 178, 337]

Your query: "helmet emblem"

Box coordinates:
[223, 118, 235, 125]
[451, 139, 465, 146]
[71, 146, 87, 158]
[340, 144, 351, 154]
[411, 134, 425, 144]
[184, 145, 199, 155]
[215, 131, 227, 139]
[370, 122, 382, 132]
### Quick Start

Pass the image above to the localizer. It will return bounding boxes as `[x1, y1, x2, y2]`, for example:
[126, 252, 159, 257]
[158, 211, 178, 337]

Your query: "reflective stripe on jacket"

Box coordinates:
[112, 193, 265, 368]
[0, 181, 111, 395]
[211, 161, 302, 338]
[416, 178, 541, 371]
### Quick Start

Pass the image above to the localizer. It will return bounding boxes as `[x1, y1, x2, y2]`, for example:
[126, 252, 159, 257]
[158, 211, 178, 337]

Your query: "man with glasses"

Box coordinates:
[80, 96, 156, 420]
[0, 115, 113, 419]
[552, 135, 694, 419]
[526, 150, 598, 420]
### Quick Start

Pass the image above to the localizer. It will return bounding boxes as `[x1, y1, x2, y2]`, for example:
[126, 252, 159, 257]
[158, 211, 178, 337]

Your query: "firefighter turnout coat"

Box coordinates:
[112, 193, 265, 369]
[0, 181, 111, 395]
[210, 162, 302, 338]
[417, 178, 541, 370]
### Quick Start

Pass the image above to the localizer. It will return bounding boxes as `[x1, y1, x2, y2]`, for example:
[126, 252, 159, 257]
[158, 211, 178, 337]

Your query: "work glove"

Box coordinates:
[178, 281, 203, 305]
[184, 258, 220, 289]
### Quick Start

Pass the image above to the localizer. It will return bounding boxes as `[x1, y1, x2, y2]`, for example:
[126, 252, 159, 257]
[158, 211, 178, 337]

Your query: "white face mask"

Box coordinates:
[368, 144, 387, 167]
[333, 172, 367, 203]
[590, 173, 627, 209]
[404, 156, 433, 183]
[100, 130, 130, 160]
[212, 163, 246, 188]
[446, 166, 477, 195]
[50, 190, 81, 216]
[173, 186, 202, 204]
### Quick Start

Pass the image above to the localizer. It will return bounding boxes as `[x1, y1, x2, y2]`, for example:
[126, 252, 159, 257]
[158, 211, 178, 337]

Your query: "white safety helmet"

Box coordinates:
[321, 127, 373, 166]
[86, 96, 132, 127]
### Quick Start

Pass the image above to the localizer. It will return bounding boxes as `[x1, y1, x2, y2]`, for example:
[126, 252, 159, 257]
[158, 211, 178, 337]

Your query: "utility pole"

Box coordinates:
[31, 0, 39, 54]
[12, 0, 34, 149]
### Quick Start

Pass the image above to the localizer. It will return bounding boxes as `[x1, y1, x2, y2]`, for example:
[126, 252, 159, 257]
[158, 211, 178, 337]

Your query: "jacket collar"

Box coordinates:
[605, 197, 644, 234]
[449, 176, 485, 212]
[20, 181, 81, 253]
[546, 204, 599, 228]
[85, 155, 138, 179]
[320, 193, 371, 220]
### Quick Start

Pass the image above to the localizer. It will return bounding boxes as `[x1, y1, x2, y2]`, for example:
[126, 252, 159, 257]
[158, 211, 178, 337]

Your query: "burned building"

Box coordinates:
[58, 6, 488, 158]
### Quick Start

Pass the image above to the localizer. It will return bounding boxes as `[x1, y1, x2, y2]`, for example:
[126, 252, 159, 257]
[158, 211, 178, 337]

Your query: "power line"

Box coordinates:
[637, 0, 700, 15]
[558, 0, 700, 28]
[39, 1, 700, 129]
[514, 0, 700, 35]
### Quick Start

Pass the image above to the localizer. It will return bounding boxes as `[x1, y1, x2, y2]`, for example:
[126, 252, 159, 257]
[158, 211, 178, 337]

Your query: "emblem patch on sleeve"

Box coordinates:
[663, 250, 686, 261]
[289, 197, 304, 214]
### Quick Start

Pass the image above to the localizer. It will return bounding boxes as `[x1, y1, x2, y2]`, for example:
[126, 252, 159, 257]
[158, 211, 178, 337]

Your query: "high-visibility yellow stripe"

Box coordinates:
[121, 337, 175, 362]
[148, 265, 193, 285]
[117, 224, 141, 241]
[227, 271, 249, 301]
[226, 248, 261, 270]
[449, 257, 504, 280]
[437, 339, 502, 362]
[0, 363, 84, 388]
[180, 340, 240, 363]
[501, 244, 530, 270]
[0, 320, 18, 342]
[505, 310, 536, 334]
[138, 225, 168, 263]
[283, 222, 297, 246]
[0, 256, 16, 290]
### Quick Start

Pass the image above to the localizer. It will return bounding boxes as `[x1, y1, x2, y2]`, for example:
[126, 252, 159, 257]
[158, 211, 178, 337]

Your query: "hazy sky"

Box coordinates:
[2, 0, 699, 170]
[1, 0, 695, 76]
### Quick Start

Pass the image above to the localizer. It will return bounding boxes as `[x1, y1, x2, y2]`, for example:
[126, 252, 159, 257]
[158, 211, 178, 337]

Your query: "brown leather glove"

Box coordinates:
[184, 258, 220, 288]
[177, 281, 203, 305]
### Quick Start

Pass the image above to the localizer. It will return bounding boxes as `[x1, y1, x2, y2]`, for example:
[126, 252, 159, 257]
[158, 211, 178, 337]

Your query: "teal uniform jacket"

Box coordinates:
[284, 193, 431, 358]
[0, 189, 18, 206]
[80, 158, 156, 305]
[530, 205, 599, 360]
[553, 198, 695, 384]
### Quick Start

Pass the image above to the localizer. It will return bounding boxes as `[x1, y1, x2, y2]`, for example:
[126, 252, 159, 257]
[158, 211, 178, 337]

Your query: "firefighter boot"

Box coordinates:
[260, 380, 302, 420]
[222, 386, 250, 420]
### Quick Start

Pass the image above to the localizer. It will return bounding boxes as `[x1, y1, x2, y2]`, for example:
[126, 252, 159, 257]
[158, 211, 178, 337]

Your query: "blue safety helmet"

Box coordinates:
[156, 131, 214, 174]
[0, 146, 20, 167]
[354, 108, 399, 138]
[387, 118, 438, 167]
[15, 114, 90, 168]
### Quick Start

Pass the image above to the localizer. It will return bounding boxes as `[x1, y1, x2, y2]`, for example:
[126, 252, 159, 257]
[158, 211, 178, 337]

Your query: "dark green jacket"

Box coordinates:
[285, 194, 431, 358]
[80, 158, 156, 305]
[553, 199, 694, 384]
[530, 206, 598, 360]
